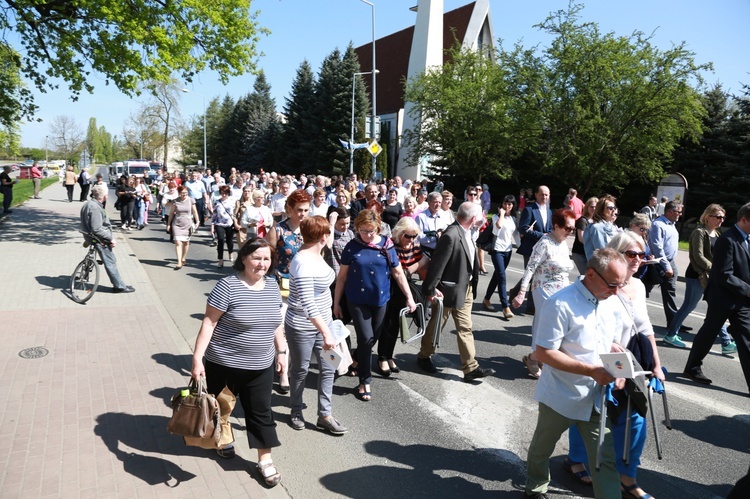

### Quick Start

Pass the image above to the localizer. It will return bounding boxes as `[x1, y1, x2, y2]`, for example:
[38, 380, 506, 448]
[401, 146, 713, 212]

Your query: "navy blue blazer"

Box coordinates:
[516, 203, 553, 257]
[705, 224, 750, 310]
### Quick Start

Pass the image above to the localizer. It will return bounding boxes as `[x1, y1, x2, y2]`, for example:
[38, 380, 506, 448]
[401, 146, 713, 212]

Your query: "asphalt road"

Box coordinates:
[113, 180, 748, 499]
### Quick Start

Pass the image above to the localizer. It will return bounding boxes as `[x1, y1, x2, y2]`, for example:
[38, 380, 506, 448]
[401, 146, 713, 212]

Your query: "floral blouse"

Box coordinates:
[274, 219, 303, 279]
[519, 234, 573, 294]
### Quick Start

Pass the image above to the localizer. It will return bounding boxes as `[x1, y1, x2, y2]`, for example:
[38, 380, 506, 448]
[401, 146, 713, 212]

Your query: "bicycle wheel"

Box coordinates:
[70, 256, 100, 303]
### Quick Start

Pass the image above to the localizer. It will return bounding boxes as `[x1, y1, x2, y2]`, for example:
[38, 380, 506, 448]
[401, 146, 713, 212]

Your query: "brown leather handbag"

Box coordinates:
[166, 377, 219, 440]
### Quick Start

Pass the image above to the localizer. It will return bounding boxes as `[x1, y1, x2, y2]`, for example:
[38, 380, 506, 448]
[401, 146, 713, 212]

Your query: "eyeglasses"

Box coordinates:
[710, 215, 726, 220]
[467, 192, 477, 196]
[563, 225, 575, 233]
[592, 268, 627, 289]
[606, 205, 617, 211]
[403, 234, 418, 239]
[359, 228, 377, 235]
[624, 250, 646, 259]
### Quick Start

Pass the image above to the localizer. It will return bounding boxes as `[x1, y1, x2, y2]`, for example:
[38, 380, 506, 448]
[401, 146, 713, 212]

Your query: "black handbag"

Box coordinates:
[475, 222, 495, 252]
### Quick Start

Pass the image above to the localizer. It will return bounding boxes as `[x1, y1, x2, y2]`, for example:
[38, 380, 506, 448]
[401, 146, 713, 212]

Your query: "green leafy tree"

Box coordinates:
[521, 3, 710, 196]
[404, 42, 541, 183]
[0, 0, 267, 125]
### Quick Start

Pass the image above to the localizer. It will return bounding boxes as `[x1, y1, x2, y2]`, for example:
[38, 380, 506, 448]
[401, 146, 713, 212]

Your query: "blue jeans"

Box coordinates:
[667, 277, 730, 342]
[484, 250, 512, 307]
[135, 198, 145, 226]
[96, 244, 127, 289]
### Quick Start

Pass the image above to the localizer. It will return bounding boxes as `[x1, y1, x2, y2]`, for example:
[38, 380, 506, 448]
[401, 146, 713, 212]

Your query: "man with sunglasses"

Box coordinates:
[648, 200, 683, 335]
[524, 248, 627, 499]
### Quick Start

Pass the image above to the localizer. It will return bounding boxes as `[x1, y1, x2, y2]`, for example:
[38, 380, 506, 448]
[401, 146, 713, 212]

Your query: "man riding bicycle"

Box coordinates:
[80, 185, 135, 293]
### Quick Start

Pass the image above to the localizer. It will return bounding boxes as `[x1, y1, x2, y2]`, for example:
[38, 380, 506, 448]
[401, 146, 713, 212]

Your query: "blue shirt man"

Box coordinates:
[649, 200, 682, 337]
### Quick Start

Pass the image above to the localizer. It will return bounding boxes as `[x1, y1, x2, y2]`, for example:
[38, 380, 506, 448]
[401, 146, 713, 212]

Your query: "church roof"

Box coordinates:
[354, 2, 476, 115]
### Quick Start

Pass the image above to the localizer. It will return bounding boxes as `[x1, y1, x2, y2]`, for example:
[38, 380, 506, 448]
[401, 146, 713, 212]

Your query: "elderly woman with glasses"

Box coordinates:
[376, 217, 430, 376]
[663, 204, 735, 352]
[333, 210, 416, 402]
[566, 230, 665, 498]
[583, 194, 620, 260]
[512, 208, 576, 378]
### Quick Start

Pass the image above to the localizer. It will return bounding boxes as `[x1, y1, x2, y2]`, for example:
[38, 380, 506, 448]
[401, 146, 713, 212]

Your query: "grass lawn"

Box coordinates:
[6, 178, 59, 207]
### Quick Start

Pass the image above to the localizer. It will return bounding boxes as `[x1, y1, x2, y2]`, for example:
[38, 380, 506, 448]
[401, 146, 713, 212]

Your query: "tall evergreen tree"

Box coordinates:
[314, 47, 363, 175]
[282, 60, 318, 172]
[241, 71, 279, 171]
[342, 43, 371, 178]
[214, 95, 236, 169]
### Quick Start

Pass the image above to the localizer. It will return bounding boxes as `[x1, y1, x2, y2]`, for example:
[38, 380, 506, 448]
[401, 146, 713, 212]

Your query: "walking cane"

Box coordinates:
[648, 373, 671, 460]
[431, 297, 445, 349]
[623, 394, 632, 465]
[595, 383, 611, 472]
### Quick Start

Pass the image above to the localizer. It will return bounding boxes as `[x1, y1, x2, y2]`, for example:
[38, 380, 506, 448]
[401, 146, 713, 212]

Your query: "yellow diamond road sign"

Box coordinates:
[367, 140, 382, 157]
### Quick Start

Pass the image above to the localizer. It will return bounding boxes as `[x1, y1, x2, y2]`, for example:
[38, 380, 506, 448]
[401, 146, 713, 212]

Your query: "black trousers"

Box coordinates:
[215, 225, 235, 260]
[120, 200, 134, 227]
[195, 198, 206, 226]
[205, 360, 280, 450]
[79, 184, 90, 202]
[685, 304, 750, 394]
[65, 184, 75, 202]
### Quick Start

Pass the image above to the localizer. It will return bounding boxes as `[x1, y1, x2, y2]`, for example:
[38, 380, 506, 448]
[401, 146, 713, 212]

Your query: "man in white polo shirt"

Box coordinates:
[524, 248, 627, 499]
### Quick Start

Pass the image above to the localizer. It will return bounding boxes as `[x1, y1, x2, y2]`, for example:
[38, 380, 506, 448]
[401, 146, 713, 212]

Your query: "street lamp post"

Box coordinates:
[359, 0, 377, 177]
[351, 70, 379, 175]
[182, 88, 207, 170]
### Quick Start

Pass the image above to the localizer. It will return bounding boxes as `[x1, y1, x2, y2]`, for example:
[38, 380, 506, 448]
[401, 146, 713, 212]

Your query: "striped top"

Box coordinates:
[205, 274, 282, 370]
[285, 252, 335, 332]
[395, 243, 424, 269]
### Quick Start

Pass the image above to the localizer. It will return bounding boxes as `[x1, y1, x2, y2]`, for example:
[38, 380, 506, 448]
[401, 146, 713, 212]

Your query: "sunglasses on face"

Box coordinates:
[624, 250, 646, 259]
[592, 268, 627, 289]
[710, 215, 725, 220]
[403, 234, 418, 239]
[606, 205, 617, 211]
[562, 225, 575, 233]
[467, 192, 477, 196]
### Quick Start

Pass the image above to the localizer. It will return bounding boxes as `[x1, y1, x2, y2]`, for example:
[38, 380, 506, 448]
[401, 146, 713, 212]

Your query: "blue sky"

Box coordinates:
[19, 0, 750, 149]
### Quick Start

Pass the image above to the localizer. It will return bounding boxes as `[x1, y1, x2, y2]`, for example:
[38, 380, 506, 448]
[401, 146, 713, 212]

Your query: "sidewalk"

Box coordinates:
[0, 185, 290, 498]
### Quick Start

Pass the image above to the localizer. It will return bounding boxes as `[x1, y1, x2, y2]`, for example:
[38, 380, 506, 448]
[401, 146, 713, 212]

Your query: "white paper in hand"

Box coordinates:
[600, 351, 651, 379]
[322, 348, 343, 370]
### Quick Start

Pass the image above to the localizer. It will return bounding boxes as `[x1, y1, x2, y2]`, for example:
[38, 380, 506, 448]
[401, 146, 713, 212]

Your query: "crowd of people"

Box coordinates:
[77, 166, 748, 496]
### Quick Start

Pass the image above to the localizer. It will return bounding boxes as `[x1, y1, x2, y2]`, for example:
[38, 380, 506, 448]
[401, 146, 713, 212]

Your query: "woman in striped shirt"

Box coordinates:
[285, 216, 348, 435]
[191, 237, 287, 487]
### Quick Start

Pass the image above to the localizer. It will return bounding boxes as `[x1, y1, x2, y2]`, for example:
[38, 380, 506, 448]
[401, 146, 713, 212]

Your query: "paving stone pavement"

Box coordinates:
[0, 184, 290, 498]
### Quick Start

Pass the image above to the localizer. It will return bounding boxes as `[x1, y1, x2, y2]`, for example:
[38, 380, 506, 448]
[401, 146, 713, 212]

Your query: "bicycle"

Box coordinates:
[70, 235, 103, 303]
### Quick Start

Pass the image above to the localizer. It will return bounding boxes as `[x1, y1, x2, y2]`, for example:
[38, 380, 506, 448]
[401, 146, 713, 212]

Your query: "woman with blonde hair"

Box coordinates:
[402, 196, 418, 220]
[663, 204, 735, 352]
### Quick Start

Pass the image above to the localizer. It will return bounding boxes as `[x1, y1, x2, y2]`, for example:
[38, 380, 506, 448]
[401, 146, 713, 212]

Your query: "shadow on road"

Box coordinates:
[321, 440, 525, 498]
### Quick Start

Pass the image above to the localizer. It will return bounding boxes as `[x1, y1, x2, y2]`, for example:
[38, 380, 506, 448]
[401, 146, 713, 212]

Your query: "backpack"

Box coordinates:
[78, 172, 87, 186]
